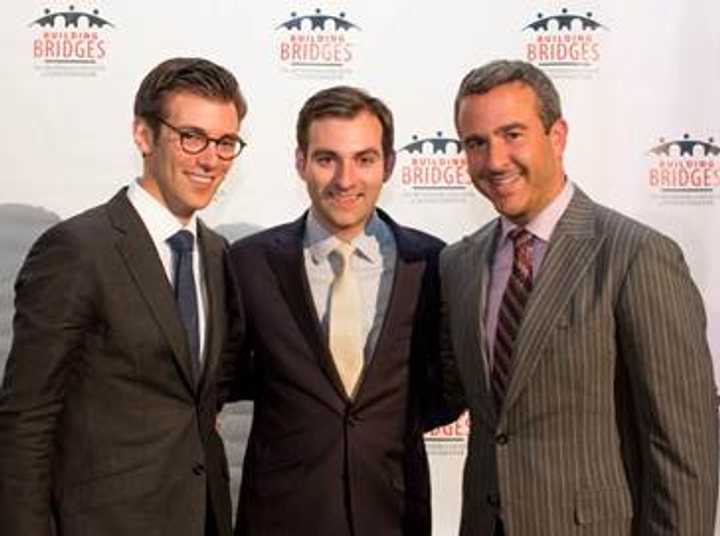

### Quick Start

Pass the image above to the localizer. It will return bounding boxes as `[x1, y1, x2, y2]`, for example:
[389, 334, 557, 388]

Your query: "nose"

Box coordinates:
[196, 142, 221, 169]
[333, 160, 356, 189]
[486, 140, 510, 172]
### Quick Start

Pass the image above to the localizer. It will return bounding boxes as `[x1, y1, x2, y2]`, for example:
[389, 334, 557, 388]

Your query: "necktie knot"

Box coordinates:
[509, 228, 532, 249]
[167, 230, 194, 253]
[333, 242, 355, 271]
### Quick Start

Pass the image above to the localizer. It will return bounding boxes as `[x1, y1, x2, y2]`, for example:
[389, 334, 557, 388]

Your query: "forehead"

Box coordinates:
[163, 91, 239, 133]
[306, 111, 383, 152]
[457, 82, 542, 132]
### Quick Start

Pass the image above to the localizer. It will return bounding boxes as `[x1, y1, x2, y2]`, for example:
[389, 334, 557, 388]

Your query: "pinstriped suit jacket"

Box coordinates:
[439, 187, 718, 535]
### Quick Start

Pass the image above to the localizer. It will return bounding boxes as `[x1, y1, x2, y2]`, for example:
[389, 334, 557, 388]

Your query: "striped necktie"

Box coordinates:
[492, 228, 533, 410]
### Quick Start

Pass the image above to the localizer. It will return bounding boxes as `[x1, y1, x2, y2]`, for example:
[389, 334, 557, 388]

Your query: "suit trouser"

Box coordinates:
[494, 518, 505, 536]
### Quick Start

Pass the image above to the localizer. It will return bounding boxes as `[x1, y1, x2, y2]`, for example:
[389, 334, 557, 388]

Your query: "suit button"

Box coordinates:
[192, 464, 206, 476]
[495, 433, 508, 445]
[487, 493, 500, 508]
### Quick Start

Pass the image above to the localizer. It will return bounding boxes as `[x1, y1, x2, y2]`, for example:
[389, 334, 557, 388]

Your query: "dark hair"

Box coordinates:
[134, 57, 247, 137]
[455, 60, 562, 132]
[296, 85, 394, 160]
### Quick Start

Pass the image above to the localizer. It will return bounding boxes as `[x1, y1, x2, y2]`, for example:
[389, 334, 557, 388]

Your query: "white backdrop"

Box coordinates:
[1, 1, 719, 533]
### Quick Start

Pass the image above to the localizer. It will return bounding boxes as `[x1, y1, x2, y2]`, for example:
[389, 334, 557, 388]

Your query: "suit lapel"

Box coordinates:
[196, 221, 225, 395]
[357, 213, 423, 397]
[107, 190, 196, 394]
[502, 188, 604, 414]
[266, 215, 348, 400]
[458, 223, 499, 426]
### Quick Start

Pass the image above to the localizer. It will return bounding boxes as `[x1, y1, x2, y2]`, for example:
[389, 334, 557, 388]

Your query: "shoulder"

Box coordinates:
[228, 220, 301, 257]
[377, 209, 445, 258]
[393, 224, 445, 256]
[441, 218, 497, 264]
[30, 200, 113, 254]
[589, 199, 680, 255]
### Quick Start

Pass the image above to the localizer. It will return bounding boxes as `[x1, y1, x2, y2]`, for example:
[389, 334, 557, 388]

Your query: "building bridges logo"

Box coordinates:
[647, 134, 720, 205]
[29, 4, 114, 77]
[275, 8, 360, 80]
[424, 412, 469, 456]
[396, 131, 473, 205]
[522, 7, 609, 78]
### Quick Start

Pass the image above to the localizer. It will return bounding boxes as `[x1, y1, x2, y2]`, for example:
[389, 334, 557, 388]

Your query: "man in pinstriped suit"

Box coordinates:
[440, 59, 718, 535]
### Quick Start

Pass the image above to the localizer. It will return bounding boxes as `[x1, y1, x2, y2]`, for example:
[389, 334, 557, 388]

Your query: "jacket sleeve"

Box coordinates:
[0, 225, 96, 536]
[617, 232, 718, 535]
[216, 249, 255, 407]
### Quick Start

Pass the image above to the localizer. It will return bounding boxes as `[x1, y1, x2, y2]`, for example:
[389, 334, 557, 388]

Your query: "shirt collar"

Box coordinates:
[127, 178, 198, 245]
[304, 209, 389, 265]
[498, 179, 574, 244]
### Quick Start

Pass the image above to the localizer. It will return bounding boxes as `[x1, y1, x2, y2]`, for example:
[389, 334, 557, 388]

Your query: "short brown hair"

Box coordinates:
[134, 57, 247, 137]
[455, 60, 562, 133]
[296, 86, 394, 160]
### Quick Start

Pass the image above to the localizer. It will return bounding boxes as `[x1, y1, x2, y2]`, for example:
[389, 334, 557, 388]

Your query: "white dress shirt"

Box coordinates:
[303, 209, 397, 364]
[126, 179, 208, 362]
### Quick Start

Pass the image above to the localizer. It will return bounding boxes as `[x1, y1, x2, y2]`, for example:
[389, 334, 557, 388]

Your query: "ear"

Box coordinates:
[383, 151, 396, 182]
[133, 117, 154, 157]
[295, 147, 307, 180]
[548, 118, 568, 160]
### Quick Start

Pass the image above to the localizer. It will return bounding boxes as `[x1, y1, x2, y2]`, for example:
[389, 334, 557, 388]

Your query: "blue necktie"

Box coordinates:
[168, 230, 200, 383]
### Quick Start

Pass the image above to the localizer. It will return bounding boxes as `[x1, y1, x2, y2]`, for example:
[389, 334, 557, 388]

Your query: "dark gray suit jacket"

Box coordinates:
[440, 187, 718, 535]
[0, 189, 233, 536]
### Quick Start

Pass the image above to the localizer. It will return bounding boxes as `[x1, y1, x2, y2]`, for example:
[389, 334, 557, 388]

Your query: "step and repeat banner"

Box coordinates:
[1, 1, 719, 533]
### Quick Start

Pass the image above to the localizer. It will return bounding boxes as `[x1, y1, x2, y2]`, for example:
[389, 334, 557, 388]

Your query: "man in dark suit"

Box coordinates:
[222, 86, 447, 535]
[440, 59, 718, 535]
[0, 57, 247, 536]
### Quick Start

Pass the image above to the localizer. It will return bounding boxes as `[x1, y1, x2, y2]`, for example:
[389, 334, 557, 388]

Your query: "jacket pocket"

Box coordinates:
[575, 487, 633, 525]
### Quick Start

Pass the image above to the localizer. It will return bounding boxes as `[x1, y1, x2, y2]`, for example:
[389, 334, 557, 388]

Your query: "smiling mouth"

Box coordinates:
[187, 173, 214, 185]
[328, 192, 362, 206]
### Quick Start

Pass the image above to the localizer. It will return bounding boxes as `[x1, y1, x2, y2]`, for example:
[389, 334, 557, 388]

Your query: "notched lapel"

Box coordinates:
[503, 189, 603, 414]
[266, 220, 348, 400]
[456, 225, 498, 426]
[355, 224, 423, 401]
[196, 223, 225, 395]
[107, 192, 197, 393]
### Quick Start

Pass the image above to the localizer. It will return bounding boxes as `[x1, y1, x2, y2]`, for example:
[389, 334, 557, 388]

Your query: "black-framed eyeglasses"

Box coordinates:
[154, 116, 246, 160]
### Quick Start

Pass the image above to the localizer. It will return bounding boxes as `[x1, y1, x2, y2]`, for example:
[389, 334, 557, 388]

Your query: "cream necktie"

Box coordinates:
[329, 242, 364, 397]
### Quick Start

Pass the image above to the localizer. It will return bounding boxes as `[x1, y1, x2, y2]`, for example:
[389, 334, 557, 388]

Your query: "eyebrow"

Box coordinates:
[496, 122, 528, 134]
[177, 125, 241, 141]
[310, 147, 381, 158]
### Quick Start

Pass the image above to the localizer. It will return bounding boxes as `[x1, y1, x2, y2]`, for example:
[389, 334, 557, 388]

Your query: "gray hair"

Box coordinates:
[454, 60, 562, 132]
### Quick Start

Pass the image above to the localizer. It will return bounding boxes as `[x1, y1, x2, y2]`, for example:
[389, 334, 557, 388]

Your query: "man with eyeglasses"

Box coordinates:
[0, 57, 246, 536]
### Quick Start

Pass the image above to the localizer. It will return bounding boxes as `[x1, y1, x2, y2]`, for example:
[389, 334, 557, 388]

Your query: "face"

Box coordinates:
[296, 111, 393, 241]
[456, 81, 567, 225]
[133, 91, 240, 224]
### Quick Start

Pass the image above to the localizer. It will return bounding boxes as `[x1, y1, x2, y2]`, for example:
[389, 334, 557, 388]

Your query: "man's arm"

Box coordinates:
[216, 252, 254, 407]
[0, 225, 94, 536]
[617, 231, 718, 534]
[424, 246, 467, 431]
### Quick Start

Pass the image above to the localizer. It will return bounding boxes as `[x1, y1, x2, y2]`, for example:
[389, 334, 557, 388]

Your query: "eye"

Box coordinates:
[505, 130, 523, 141]
[314, 154, 334, 166]
[357, 154, 379, 166]
[180, 130, 207, 149]
[217, 138, 238, 150]
[463, 138, 485, 152]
